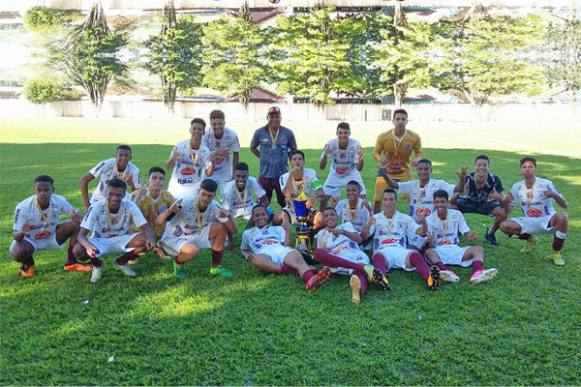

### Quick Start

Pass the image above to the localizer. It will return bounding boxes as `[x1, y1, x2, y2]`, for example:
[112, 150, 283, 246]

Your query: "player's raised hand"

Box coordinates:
[169, 199, 183, 213]
[330, 228, 341, 237]
[323, 145, 333, 157]
[171, 150, 181, 162]
[489, 188, 501, 202]
[457, 166, 468, 181]
[465, 231, 477, 241]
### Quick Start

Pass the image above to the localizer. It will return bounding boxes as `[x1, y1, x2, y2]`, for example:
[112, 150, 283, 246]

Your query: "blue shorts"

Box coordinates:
[456, 198, 500, 216]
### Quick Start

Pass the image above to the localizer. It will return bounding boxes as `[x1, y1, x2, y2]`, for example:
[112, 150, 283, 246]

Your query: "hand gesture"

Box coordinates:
[465, 231, 477, 241]
[488, 188, 501, 202]
[169, 199, 183, 214]
[457, 166, 468, 181]
[217, 208, 231, 219]
[85, 243, 99, 258]
[123, 173, 133, 183]
[171, 150, 181, 162]
[330, 228, 341, 237]
[379, 155, 389, 167]
[306, 196, 315, 209]
[145, 237, 156, 251]
[416, 212, 426, 224]
[324, 145, 333, 157]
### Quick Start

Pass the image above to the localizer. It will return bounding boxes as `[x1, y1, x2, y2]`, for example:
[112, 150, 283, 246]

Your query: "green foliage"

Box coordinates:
[23, 77, 63, 103]
[543, 20, 581, 95]
[23, 6, 80, 32]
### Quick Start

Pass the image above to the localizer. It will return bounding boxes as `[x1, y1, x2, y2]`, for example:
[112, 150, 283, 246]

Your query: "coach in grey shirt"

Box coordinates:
[250, 106, 297, 208]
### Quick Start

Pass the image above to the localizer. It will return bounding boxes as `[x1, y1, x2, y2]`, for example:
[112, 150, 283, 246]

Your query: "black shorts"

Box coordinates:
[456, 197, 501, 216]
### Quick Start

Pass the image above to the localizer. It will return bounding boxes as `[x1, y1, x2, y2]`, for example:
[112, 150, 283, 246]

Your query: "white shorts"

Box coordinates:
[433, 245, 472, 267]
[161, 225, 212, 256]
[257, 245, 296, 265]
[513, 215, 554, 235]
[329, 248, 370, 275]
[375, 246, 415, 271]
[89, 233, 139, 259]
[168, 182, 201, 200]
[323, 171, 366, 197]
[407, 231, 427, 250]
[12, 233, 64, 253]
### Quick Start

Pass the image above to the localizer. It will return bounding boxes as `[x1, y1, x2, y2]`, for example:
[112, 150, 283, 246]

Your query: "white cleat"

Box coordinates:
[115, 262, 136, 277]
[90, 266, 103, 283]
[440, 269, 460, 283]
[470, 268, 497, 284]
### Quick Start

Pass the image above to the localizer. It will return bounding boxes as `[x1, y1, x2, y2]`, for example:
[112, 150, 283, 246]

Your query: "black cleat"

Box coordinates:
[427, 265, 441, 291]
[484, 230, 499, 246]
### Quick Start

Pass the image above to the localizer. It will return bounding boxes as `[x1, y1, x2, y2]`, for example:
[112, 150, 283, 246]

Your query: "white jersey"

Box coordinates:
[202, 128, 240, 183]
[13, 194, 76, 242]
[221, 177, 266, 215]
[398, 179, 456, 220]
[88, 158, 141, 203]
[162, 196, 221, 239]
[241, 225, 286, 253]
[510, 177, 558, 218]
[279, 168, 321, 198]
[320, 138, 362, 176]
[81, 198, 147, 238]
[426, 209, 470, 246]
[372, 211, 419, 249]
[168, 140, 212, 193]
[335, 198, 371, 232]
[315, 222, 361, 255]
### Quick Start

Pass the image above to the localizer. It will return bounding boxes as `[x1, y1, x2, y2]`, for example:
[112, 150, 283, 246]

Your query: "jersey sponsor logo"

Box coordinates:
[181, 166, 195, 176]
[177, 177, 195, 185]
[335, 167, 349, 174]
[34, 231, 51, 240]
[526, 208, 543, 217]
[380, 237, 399, 245]
[261, 239, 278, 245]
[415, 207, 431, 217]
[437, 239, 452, 246]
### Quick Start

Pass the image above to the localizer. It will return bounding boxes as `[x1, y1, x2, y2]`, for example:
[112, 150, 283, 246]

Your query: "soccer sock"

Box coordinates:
[280, 264, 296, 275]
[355, 270, 369, 295]
[517, 233, 532, 240]
[115, 251, 139, 266]
[302, 269, 316, 283]
[435, 261, 449, 271]
[91, 257, 103, 268]
[409, 251, 430, 281]
[211, 250, 223, 268]
[65, 244, 76, 266]
[371, 253, 387, 275]
[472, 260, 484, 275]
[21, 256, 35, 268]
[314, 249, 365, 271]
[552, 231, 567, 252]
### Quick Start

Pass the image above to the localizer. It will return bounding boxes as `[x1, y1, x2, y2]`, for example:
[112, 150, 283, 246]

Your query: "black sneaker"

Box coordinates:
[485, 230, 499, 246]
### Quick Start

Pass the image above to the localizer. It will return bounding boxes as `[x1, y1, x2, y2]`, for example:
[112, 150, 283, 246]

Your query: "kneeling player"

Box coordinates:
[158, 179, 237, 279]
[241, 205, 331, 291]
[314, 208, 388, 304]
[221, 162, 268, 222]
[425, 190, 497, 284]
[500, 157, 569, 265]
[10, 175, 87, 277]
[74, 178, 156, 283]
[334, 180, 373, 249]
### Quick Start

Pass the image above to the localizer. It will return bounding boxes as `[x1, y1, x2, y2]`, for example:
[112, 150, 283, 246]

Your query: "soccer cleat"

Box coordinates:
[305, 267, 331, 292]
[90, 266, 103, 283]
[520, 235, 538, 254]
[209, 266, 234, 279]
[64, 263, 92, 272]
[548, 253, 565, 266]
[20, 264, 35, 278]
[484, 230, 499, 246]
[127, 259, 138, 265]
[349, 274, 362, 304]
[470, 268, 497, 284]
[363, 264, 390, 291]
[173, 262, 187, 280]
[426, 265, 441, 291]
[439, 269, 460, 283]
[115, 261, 136, 277]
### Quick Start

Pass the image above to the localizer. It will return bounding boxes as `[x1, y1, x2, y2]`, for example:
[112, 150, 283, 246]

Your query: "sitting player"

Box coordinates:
[74, 178, 156, 283]
[314, 207, 389, 304]
[453, 155, 507, 245]
[241, 205, 331, 291]
[80, 144, 141, 208]
[10, 175, 87, 277]
[221, 162, 268, 221]
[157, 179, 237, 279]
[334, 180, 373, 249]
[319, 122, 365, 208]
[425, 190, 497, 284]
[500, 157, 569, 265]
[370, 189, 440, 290]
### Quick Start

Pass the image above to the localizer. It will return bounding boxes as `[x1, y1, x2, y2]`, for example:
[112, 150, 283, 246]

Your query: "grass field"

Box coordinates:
[1, 142, 580, 385]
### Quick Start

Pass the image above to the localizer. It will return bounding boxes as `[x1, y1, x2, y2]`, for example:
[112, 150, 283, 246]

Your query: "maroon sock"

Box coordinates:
[211, 250, 223, 268]
[472, 260, 484, 275]
[409, 251, 430, 280]
[92, 257, 103, 268]
[65, 244, 76, 266]
[115, 251, 139, 266]
[552, 236, 565, 252]
[371, 253, 387, 275]
[314, 249, 365, 271]
[355, 270, 368, 295]
[280, 264, 297, 275]
[302, 269, 316, 283]
[517, 233, 531, 240]
[435, 261, 449, 271]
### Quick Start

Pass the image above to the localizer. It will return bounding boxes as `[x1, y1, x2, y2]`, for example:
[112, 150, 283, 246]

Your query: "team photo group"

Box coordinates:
[10, 107, 570, 304]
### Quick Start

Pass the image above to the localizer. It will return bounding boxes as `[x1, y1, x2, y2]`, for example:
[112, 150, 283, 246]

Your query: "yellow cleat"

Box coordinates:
[548, 253, 565, 266]
[520, 235, 538, 254]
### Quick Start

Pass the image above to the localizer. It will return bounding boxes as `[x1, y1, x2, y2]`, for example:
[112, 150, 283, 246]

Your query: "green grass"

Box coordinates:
[1, 143, 580, 385]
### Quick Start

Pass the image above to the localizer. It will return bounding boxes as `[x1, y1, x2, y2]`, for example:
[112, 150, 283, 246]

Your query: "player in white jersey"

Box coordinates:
[80, 145, 141, 208]
[319, 122, 365, 208]
[74, 178, 156, 283]
[10, 175, 88, 277]
[167, 118, 215, 199]
[500, 157, 569, 265]
[334, 180, 373, 248]
[370, 189, 441, 290]
[158, 179, 237, 280]
[380, 159, 462, 250]
[202, 110, 240, 194]
[425, 190, 497, 284]
[221, 162, 267, 221]
[314, 207, 389, 304]
[241, 205, 331, 291]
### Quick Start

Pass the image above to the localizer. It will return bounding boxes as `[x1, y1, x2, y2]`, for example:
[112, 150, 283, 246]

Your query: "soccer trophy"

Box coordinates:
[293, 187, 312, 254]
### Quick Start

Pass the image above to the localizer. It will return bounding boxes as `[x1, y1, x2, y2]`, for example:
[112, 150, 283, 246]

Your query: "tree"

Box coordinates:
[23, 6, 80, 32]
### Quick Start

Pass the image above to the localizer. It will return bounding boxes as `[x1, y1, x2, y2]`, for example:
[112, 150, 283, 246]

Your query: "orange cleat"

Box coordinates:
[305, 267, 332, 292]
[20, 265, 35, 277]
[64, 263, 92, 272]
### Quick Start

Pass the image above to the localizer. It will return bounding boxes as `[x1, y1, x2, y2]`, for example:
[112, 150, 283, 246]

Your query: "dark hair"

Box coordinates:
[148, 166, 165, 177]
[393, 109, 408, 119]
[251, 204, 267, 215]
[117, 144, 132, 153]
[322, 207, 337, 214]
[190, 118, 206, 129]
[200, 178, 218, 193]
[107, 177, 127, 191]
[433, 189, 449, 201]
[383, 188, 397, 199]
[34, 175, 54, 185]
[235, 162, 249, 172]
[346, 180, 361, 191]
[520, 156, 537, 167]
[337, 122, 350, 131]
[209, 110, 225, 120]
[417, 159, 432, 167]
[475, 154, 490, 164]
[289, 150, 305, 161]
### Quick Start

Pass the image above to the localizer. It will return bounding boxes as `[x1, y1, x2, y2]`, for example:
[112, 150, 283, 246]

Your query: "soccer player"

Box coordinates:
[453, 155, 507, 246]
[425, 190, 497, 284]
[370, 189, 440, 290]
[202, 109, 240, 194]
[314, 207, 389, 304]
[500, 157, 569, 266]
[319, 122, 365, 208]
[157, 179, 237, 279]
[80, 144, 141, 208]
[74, 178, 156, 283]
[241, 205, 331, 291]
[250, 106, 297, 208]
[10, 175, 88, 277]
[380, 159, 463, 250]
[221, 162, 267, 221]
[167, 118, 215, 199]
[334, 180, 373, 248]
[372, 109, 422, 213]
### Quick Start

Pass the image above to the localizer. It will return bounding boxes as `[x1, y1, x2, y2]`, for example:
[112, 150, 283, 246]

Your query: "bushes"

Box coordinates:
[23, 77, 81, 104]
[23, 6, 80, 32]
